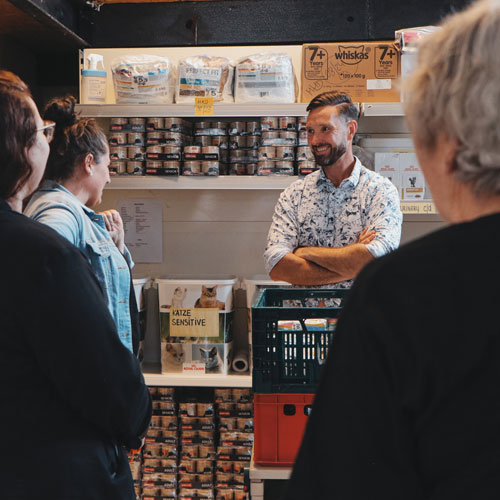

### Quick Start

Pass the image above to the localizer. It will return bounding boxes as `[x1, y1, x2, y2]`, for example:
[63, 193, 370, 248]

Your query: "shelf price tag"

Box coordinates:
[400, 201, 436, 214]
[195, 97, 214, 116]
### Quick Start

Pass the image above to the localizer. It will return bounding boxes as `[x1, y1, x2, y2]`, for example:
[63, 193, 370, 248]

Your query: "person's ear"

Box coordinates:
[84, 153, 94, 176]
[347, 120, 358, 142]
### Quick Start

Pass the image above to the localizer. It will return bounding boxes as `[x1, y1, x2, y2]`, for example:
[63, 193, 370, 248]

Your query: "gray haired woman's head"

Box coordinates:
[404, 0, 500, 198]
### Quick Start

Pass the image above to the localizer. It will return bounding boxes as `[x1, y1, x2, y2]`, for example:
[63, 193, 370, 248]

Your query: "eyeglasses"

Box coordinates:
[37, 120, 55, 143]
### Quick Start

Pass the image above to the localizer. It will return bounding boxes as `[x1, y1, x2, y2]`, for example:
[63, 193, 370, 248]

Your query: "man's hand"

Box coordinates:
[358, 227, 376, 245]
[100, 209, 125, 253]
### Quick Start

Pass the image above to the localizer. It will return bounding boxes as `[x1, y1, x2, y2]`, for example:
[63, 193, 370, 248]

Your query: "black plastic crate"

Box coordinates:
[252, 288, 349, 393]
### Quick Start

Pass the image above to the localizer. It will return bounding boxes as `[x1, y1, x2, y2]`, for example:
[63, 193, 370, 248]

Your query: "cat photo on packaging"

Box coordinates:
[162, 343, 186, 372]
[195, 285, 226, 310]
[193, 344, 230, 374]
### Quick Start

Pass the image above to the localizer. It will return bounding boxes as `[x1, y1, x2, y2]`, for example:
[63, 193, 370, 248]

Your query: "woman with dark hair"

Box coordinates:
[0, 69, 151, 499]
[24, 95, 139, 354]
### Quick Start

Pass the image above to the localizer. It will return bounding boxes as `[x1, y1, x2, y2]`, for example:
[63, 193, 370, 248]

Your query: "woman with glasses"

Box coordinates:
[0, 70, 151, 499]
[25, 95, 139, 354]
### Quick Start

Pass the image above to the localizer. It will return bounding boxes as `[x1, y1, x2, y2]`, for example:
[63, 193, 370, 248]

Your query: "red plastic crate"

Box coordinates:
[254, 393, 314, 467]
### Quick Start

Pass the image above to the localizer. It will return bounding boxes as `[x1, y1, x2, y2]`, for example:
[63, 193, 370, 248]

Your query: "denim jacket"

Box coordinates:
[24, 180, 134, 352]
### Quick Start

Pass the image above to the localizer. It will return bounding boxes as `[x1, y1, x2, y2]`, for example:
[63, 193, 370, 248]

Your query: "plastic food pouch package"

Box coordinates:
[176, 55, 234, 103]
[111, 55, 175, 104]
[235, 52, 296, 103]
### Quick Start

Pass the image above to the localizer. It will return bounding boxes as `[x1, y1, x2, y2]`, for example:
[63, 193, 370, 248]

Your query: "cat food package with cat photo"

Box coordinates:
[157, 275, 236, 375]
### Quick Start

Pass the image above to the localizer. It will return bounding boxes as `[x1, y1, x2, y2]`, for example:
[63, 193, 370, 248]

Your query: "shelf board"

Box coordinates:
[249, 457, 292, 480]
[361, 102, 404, 117]
[105, 175, 298, 190]
[144, 372, 252, 387]
[76, 103, 309, 118]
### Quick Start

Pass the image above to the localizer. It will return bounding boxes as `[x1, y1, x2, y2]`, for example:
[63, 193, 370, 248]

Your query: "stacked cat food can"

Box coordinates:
[295, 116, 318, 176]
[257, 116, 297, 176]
[157, 276, 236, 375]
[108, 118, 147, 175]
[190, 121, 227, 176]
[215, 388, 253, 499]
[146, 118, 193, 176]
[142, 387, 178, 499]
[227, 121, 260, 175]
[133, 387, 252, 500]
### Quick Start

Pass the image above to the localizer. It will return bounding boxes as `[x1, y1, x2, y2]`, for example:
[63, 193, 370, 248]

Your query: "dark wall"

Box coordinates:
[88, 0, 472, 47]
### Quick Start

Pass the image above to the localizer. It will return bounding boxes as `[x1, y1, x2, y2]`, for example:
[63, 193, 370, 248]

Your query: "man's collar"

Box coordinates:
[317, 156, 362, 189]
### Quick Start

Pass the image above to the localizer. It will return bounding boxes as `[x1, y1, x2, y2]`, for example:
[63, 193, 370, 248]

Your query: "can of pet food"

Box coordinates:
[110, 146, 127, 160]
[164, 117, 184, 131]
[257, 161, 274, 175]
[298, 130, 308, 145]
[246, 163, 257, 175]
[109, 160, 126, 175]
[147, 117, 164, 130]
[276, 160, 294, 172]
[280, 131, 298, 145]
[245, 135, 260, 149]
[229, 163, 247, 175]
[194, 135, 211, 147]
[184, 145, 201, 154]
[147, 131, 164, 143]
[229, 121, 246, 135]
[211, 135, 228, 149]
[110, 117, 129, 126]
[211, 121, 227, 131]
[246, 121, 260, 134]
[196, 121, 211, 130]
[108, 132, 127, 146]
[163, 161, 181, 175]
[279, 116, 297, 130]
[165, 132, 184, 146]
[261, 116, 279, 131]
[275, 146, 295, 160]
[258, 146, 276, 160]
[296, 146, 314, 161]
[146, 160, 163, 170]
[127, 132, 145, 146]
[202, 161, 219, 176]
[183, 161, 201, 175]
[164, 146, 182, 157]
[230, 136, 246, 150]
[127, 160, 144, 175]
[128, 146, 145, 160]
[261, 131, 279, 141]
[297, 116, 308, 131]
[146, 145, 164, 154]
[202, 146, 219, 155]
[129, 117, 146, 127]
[230, 149, 246, 161]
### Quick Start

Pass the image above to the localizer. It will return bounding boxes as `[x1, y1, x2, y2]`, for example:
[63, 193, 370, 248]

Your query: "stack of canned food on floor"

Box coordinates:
[131, 386, 253, 500]
[107, 116, 318, 177]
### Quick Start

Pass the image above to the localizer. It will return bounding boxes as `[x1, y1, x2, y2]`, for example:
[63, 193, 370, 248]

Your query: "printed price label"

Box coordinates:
[195, 97, 214, 115]
[400, 201, 436, 214]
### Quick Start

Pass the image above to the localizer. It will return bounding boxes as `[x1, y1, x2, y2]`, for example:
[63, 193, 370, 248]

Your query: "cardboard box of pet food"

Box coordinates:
[301, 41, 400, 103]
[157, 276, 235, 374]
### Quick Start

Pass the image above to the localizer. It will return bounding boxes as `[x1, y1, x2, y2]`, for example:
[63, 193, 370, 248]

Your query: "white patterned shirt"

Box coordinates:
[264, 157, 403, 288]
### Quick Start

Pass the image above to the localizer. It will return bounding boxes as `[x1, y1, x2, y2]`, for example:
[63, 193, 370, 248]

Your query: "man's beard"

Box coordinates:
[312, 142, 347, 167]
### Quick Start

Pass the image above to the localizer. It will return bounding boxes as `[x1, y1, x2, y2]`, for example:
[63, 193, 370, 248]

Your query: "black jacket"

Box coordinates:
[0, 199, 151, 499]
[285, 213, 500, 500]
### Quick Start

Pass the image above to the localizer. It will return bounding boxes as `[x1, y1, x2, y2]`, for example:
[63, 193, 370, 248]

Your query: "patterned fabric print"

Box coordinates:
[264, 157, 402, 289]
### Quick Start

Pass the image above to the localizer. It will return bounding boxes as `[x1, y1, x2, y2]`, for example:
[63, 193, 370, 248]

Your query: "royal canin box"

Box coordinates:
[301, 41, 400, 103]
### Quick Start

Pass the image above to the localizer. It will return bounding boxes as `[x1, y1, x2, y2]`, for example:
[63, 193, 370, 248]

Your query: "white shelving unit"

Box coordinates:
[144, 372, 252, 387]
[249, 456, 292, 500]
[76, 103, 308, 118]
[361, 102, 405, 116]
[105, 175, 297, 190]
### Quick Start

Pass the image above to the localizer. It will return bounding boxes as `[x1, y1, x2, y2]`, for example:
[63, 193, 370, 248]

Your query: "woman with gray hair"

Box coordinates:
[284, 1, 500, 499]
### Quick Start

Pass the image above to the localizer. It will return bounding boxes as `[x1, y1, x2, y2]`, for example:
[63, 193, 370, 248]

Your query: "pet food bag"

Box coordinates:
[111, 54, 175, 104]
[234, 52, 296, 103]
[176, 55, 234, 103]
[157, 275, 236, 375]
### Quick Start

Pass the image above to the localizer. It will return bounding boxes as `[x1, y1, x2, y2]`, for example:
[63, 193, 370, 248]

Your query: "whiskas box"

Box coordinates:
[301, 41, 400, 103]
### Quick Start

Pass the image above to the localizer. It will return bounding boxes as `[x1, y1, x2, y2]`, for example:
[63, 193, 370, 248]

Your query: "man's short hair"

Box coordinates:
[306, 91, 359, 123]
